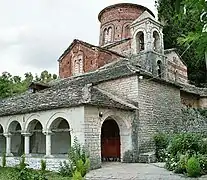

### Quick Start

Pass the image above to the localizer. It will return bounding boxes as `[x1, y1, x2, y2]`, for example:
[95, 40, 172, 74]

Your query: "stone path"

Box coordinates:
[86, 162, 207, 180]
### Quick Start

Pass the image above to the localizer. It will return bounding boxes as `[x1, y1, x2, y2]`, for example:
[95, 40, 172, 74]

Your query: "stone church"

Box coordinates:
[0, 3, 206, 170]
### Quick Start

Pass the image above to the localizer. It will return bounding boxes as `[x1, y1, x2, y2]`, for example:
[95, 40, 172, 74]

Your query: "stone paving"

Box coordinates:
[86, 162, 207, 180]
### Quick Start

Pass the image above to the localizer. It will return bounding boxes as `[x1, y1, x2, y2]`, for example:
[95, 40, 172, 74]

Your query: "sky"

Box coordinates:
[0, 0, 157, 77]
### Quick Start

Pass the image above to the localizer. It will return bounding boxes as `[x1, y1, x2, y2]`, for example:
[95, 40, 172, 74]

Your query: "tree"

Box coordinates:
[0, 70, 58, 99]
[156, 0, 207, 86]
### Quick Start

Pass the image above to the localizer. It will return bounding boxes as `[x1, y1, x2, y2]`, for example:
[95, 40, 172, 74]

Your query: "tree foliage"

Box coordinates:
[0, 70, 58, 99]
[156, 0, 207, 86]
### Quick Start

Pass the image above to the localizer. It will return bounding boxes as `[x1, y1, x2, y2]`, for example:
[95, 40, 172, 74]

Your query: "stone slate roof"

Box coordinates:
[0, 58, 138, 117]
[1, 56, 206, 117]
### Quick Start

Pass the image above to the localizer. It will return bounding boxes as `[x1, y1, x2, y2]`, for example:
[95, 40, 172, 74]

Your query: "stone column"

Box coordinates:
[44, 131, 53, 157]
[4, 133, 13, 156]
[22, 133, 31, 156]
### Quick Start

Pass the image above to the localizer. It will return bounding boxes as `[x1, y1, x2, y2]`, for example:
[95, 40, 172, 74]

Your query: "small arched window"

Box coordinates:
[108, 27, 112, 42]
[103, 28, 108, 44]
[157, 60, 162, 78]
[153, 31, 160, 52]
[103, 27, 113, 45]
[73, 54, 83, 75]
[136, 31, 145, 53]
[125, 25, 130, 38]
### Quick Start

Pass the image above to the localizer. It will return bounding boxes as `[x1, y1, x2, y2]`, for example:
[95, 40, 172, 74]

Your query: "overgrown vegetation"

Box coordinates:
[0, 70, 58, 99]
[156, 0, 207, 86]
[154, 133, 207, 177]
[59, 137, 90, 179]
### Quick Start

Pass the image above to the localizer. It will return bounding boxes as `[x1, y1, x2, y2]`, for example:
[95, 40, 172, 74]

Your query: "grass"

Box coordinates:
[0, 167, 71, 180]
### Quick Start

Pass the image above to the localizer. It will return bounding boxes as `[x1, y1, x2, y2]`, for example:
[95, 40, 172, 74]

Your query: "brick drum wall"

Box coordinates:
[99, 4, 154, 46]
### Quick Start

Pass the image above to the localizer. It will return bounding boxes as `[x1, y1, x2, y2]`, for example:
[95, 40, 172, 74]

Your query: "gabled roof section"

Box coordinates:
[164, 48, 187, 66]
[58, 39, 126, 62]
[131, 10, 161, 26]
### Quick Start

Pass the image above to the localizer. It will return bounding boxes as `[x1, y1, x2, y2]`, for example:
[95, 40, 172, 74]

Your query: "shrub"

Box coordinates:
[2, 152, 6, 167]
[153, 133, 169, 162]
[174, 154, 189, 174]
[59, 137, 90, 178]
[168, 133, 202, 156]
[186, 156, 201, 177]
[59, 161, 73, 177]
[196, 154, 207, 175]
[76, 158, 90, 177]
[40, 159, 46, 172]
[72, 170, 83, 180]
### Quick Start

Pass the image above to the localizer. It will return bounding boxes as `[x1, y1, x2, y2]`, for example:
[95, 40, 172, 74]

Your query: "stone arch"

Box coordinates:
[100, 113, 132, 161]
[6, 119, 23, 133]
[135, 30, 145, 53]
[0, 124, 6, 154]
[48, 116, 71, 155]
[24, 113, 43, 131]
[153, 30, 161, 52]
[26, 119, 45, 155]
[123, 23, 131, 39]
[7, 120, 24, 156]
[46, 112, 69, 130]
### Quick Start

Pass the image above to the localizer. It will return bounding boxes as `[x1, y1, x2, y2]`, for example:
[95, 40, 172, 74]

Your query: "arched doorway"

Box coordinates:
[0, 125, 6, 154]
[28, 120, 45, 155]
[101, 119, 120, 162]
[8, 121, 24, 156]
[50, 118, 71, 155]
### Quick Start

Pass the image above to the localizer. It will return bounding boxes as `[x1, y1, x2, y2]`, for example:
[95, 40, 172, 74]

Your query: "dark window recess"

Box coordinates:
[29, 82, 50, 93]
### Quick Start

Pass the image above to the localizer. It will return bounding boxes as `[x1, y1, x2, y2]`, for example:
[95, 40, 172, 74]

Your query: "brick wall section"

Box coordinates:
[99, 3, 154, 46]
[59, 42, 121, 78]
[165, 50, 188, 84]
[138, 79, 182, 152]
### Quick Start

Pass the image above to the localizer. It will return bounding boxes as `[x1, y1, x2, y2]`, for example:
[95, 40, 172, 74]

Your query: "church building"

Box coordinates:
[0, 3, 206, 170]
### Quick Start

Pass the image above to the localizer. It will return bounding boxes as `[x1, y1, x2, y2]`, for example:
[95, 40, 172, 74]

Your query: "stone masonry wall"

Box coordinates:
[138, 79, 182, 153]
[97, 75, 138, 102]
[0, 156, 68, 171]
[84, 106, 133, 167]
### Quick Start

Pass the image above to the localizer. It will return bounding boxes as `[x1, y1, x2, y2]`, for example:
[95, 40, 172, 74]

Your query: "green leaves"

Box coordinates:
[0, 70, 58, 99]
[157, 0, 207, 85]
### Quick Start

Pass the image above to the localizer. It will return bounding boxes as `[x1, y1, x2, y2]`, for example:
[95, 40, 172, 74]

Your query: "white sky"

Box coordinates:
[0, 0, 157, 77]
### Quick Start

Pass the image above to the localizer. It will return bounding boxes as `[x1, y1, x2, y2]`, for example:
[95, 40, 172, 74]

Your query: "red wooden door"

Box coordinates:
[101, 137, 120, 159]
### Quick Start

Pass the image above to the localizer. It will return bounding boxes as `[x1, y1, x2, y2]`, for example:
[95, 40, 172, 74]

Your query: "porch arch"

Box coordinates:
[7, 121, 24, 156]
[48, 117, 71, 155]
[100, 114, 132, 161]
[26, 119, 45, 155]
[0, 124, 6, 154]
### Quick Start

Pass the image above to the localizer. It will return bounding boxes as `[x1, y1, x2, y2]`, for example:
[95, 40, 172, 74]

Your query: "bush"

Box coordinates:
[174, 154, 189, 174]
[72, 170, 83, 180]
[196, 154, 207, 175]
[186, 156, 201, 177]
[2, 152, 6, 167]
[40, 159, 46, 172]
[59, 137, 90, 178]
[59, 161, 73, 177]
[153, 133, 169, 162]
[168, 133, 202, 156]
